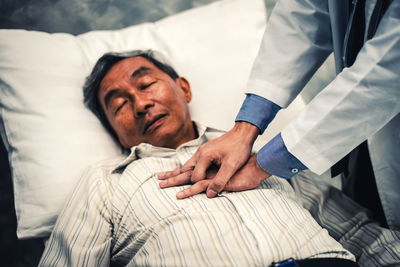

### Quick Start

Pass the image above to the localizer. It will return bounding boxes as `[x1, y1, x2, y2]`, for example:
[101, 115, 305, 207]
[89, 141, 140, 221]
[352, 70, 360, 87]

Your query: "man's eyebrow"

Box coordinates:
[131, 66, 152, 79]
[103, 89, 120, 110]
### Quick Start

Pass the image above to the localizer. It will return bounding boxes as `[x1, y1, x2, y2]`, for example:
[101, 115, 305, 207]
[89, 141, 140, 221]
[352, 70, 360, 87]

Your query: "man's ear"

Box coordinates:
[176, 77, 192, 103]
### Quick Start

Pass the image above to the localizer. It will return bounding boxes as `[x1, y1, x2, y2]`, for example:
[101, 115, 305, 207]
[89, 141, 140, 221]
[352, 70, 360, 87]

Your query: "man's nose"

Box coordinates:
[134, 93, 154, 117]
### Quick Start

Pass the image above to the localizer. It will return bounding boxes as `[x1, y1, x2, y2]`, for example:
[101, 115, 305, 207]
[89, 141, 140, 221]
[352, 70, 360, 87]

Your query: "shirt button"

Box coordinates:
[291, 168, 299, 174]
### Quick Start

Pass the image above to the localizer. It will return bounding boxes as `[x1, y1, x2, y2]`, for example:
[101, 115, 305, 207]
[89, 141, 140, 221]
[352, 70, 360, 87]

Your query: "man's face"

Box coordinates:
[98, 56, 196, 149]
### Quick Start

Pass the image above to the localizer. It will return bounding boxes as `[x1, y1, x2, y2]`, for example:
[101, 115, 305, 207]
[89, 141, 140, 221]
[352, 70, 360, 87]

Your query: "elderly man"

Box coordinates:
[39, 50, 356, 267]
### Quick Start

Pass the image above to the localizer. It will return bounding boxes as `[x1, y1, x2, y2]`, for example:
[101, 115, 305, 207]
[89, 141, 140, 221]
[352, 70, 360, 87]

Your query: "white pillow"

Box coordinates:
[0, 0, 267, 238]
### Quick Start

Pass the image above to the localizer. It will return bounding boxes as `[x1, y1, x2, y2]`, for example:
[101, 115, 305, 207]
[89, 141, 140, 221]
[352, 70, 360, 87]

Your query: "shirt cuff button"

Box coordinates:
[291, 168, 299, 174]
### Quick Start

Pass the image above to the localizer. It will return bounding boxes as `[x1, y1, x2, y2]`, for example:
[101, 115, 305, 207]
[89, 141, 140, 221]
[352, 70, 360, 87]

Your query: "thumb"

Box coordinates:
[206, 161, 238, 198]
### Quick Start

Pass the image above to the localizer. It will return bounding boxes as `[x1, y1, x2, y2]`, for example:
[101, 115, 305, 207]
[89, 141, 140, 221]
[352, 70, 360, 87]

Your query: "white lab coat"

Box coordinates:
[246, 0, 400, 229]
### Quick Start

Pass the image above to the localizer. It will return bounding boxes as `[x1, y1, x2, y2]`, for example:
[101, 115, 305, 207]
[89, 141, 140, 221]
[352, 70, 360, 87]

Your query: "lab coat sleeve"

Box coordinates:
[283, 1, 400, 174]
[246, 0, 333, 108]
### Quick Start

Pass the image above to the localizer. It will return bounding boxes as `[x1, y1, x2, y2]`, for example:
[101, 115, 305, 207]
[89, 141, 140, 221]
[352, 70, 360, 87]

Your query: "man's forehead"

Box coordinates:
[99, 57, 158, 88]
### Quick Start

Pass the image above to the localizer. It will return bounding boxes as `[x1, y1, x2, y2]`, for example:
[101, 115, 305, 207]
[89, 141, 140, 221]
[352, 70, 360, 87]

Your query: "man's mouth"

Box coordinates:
[144, 114, 167, 134]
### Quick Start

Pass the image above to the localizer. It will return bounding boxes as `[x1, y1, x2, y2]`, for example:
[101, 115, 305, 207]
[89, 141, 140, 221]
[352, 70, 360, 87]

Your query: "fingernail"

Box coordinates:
[159, 181, 167, 187]
[207, 189, 218, 198]
[158, 172, 165, 179]
[176, 191, 185, 199]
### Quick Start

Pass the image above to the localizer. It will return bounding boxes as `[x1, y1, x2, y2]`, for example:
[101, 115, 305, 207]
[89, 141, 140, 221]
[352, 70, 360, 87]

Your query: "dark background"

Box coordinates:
[0, 0, 221, 35]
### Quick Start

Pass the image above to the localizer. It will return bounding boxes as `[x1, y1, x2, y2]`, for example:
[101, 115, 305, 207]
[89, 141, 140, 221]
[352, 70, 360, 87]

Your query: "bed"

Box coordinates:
[0, 0, 337, 265]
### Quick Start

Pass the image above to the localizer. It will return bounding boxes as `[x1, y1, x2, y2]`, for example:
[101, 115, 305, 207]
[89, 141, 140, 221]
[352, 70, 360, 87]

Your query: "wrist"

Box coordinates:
[252, 154, 270, 181]
[232, 121, 259, 145]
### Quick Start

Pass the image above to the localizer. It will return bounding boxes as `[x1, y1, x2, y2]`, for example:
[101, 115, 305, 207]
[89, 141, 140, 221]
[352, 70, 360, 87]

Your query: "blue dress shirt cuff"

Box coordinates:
[235, 94, 281, 134]
[257, 133, 307, 179]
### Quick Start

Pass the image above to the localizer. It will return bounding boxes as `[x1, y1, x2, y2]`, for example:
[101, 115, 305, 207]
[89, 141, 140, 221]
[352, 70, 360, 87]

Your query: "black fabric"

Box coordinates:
[343, 0, 366, 68]
[271, 257, 359, 267]
[342, 141, 387, 226]
[297, 258, 359, 267]
[367, 0, 392, 39]
[296, 258, 359, 267]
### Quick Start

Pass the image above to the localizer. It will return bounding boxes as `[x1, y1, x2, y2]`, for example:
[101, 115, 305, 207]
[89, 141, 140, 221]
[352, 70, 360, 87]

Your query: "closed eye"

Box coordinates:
[114, 100, 127, 115]
[140, 81, 156, 90]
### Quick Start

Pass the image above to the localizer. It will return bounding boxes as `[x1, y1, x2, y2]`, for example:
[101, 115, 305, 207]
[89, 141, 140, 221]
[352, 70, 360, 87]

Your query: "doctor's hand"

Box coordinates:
[158, 121, 261, 198]
[159, 154, 271, 199]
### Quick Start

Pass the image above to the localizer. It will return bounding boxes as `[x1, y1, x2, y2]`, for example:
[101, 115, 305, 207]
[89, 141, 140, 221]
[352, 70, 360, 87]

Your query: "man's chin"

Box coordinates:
[147, 131, 184, 149]
[145, 121, 195, 149]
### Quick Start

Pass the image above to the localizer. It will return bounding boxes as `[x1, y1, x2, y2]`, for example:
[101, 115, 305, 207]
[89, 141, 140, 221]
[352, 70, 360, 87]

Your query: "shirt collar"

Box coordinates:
[112, 121, 218, 172]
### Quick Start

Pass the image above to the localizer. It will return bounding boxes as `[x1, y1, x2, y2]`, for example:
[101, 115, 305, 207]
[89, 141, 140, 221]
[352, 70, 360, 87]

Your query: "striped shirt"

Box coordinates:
[39, 123, 354, 266]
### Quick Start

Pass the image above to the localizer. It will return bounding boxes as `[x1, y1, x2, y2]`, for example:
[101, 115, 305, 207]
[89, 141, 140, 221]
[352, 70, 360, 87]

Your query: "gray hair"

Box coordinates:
[83, 50, 179, 142]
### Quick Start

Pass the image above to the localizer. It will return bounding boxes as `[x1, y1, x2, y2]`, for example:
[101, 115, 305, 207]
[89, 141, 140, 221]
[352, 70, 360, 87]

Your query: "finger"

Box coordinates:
[206, 161, 239, 198]
[158, 167, 181, 180]
[159, 170, 192, 188]
[190, 156, 213, 183]
[176, 180, 210, 199]
[158, 159, 195, 180]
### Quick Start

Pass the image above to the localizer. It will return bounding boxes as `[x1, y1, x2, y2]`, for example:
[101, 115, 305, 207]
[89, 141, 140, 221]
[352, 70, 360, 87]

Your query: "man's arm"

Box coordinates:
[246, 0, 332, 108]
[39, 166, 113, 266]
[225, 0, 333, 180]
[282, 1, 400, 174]
[224, 0, 400, 179]
[159, 0, 332, 197]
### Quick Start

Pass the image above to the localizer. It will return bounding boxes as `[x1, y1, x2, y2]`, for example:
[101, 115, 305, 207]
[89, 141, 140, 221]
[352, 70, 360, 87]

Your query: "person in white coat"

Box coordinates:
[158, 0, 400, 265]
